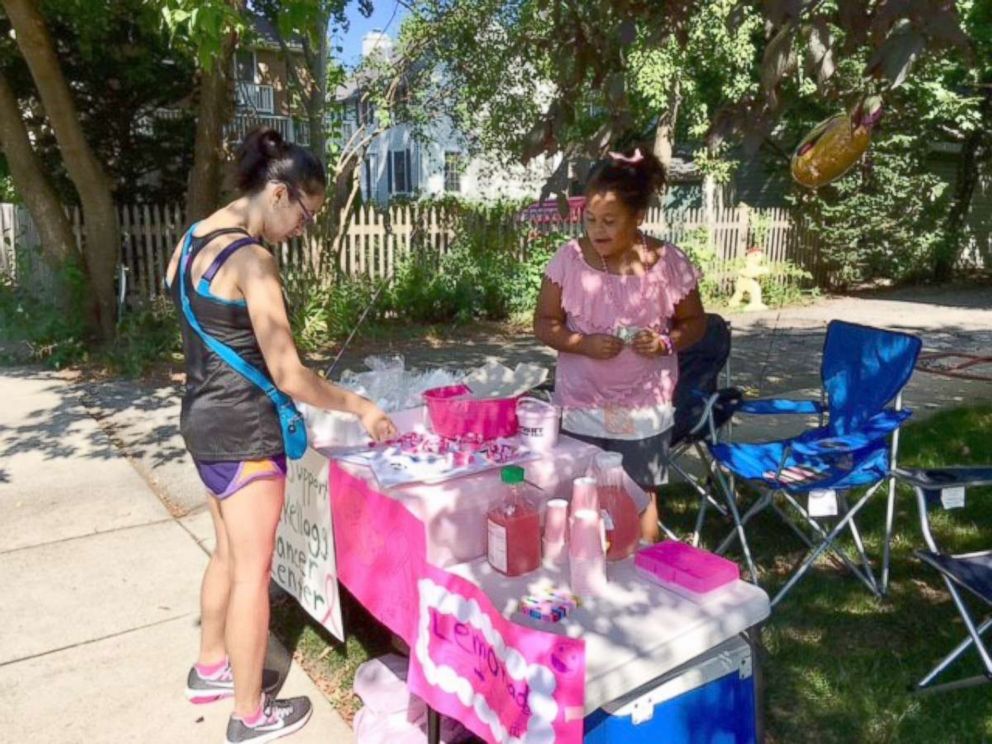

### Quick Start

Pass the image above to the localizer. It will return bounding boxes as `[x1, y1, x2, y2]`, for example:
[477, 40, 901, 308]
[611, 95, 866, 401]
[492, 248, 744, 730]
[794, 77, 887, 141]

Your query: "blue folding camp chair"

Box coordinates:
[706, 320, 922, 606]
[894, 467, 992, 694]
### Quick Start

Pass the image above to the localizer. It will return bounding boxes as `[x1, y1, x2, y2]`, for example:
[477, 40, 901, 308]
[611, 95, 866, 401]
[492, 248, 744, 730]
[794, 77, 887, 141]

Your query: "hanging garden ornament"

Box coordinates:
[790, 95, 884, 189]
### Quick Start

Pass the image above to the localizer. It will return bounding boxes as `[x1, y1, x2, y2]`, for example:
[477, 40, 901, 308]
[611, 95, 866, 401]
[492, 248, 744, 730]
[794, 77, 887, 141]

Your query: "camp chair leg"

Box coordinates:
[696, 443, 730, 517]
[771, 484, 882, 607]
[666, 458, 710, 546]
[692, 491, 708, 548]
[715, 491, 769, 554]
[948, 581, 992, 673]
[839, 491, 879, 594]
[916, 613, 992, 693]
[712, 470, 764, 583]
[774, 496, 876, 593]
[882, 474, 897, 596]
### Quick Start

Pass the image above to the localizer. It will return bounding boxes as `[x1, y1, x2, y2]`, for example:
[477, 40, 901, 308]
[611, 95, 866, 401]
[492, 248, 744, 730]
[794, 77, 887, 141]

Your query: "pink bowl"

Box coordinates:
[423, 384, 520, 440]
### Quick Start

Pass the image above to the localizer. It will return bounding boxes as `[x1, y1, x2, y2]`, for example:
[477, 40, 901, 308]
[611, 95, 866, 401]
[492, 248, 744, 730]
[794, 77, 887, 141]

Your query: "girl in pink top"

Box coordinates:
[534, 148, 707, 540]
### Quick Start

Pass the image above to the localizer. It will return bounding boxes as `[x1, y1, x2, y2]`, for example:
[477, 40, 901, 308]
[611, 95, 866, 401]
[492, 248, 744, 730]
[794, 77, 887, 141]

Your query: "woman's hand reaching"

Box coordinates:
[360, 404, 398, 442]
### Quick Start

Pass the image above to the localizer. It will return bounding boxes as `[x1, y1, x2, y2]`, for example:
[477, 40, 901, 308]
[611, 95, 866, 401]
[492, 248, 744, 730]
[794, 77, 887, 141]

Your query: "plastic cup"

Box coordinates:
[569, 509, 608, 597]
[543, 499, 569, 543]
[571, 476, 599, 513]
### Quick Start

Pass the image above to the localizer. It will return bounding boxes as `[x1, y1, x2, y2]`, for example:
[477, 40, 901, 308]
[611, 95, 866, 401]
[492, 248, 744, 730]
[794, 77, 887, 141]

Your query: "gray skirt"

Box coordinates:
[562, 428, 672, 490]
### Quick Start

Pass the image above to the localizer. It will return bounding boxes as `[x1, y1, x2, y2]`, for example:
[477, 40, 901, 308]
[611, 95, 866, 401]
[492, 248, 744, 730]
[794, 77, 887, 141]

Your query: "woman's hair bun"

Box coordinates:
[255, 127, 285, 160]
[585, 145, 667, 213]
[232, 126, 325, 197]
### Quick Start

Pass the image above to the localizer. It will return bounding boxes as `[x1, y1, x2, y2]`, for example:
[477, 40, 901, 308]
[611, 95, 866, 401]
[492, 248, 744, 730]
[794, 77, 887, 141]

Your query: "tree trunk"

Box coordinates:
[652, 79, 681, 180]
[271, 6, 329, 166]
[310, 15, 329, 166]
[186, 33, 237, 223]
[0, 70, 80, 271]
[4, 0, 118, 340]
[935, 84, 992, 281]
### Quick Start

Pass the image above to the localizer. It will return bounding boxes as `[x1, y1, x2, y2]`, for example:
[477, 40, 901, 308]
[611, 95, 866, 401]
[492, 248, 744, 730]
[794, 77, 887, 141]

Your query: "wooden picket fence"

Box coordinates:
[2, 201, 826, 303]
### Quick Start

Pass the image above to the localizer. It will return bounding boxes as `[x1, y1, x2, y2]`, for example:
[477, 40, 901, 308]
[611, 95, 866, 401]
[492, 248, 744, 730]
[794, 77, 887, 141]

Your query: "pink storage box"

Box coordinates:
[634, 540, 740, 601]
[423, 384, 519, 440]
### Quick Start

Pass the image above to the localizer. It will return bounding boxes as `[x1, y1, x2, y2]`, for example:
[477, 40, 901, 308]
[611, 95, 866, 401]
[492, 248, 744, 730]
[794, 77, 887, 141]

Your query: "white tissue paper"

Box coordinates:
[462, 361, 549, 399]
[353, 654, 473, 744]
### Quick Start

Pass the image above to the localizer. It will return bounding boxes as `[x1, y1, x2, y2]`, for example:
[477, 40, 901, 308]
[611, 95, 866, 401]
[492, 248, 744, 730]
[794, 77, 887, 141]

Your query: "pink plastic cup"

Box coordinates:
[570, 476, 599, 513]
[569, 509, 605, 561]
[544, 499, 569, 543]
[569, 509, 608, 597]
[542, 499, 569, 567]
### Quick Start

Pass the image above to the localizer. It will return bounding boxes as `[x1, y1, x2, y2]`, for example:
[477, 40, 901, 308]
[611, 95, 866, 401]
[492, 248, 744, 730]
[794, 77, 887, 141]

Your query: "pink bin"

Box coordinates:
[423, 384, 519, 440]
[634, 540, 740, 601]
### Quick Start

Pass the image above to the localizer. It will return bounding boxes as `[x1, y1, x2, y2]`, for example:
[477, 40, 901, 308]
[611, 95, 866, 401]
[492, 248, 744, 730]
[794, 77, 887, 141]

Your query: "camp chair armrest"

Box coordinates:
[893, 466, 992, 491]
[738, 398, 824, 415]
[790, 409, 912, 457]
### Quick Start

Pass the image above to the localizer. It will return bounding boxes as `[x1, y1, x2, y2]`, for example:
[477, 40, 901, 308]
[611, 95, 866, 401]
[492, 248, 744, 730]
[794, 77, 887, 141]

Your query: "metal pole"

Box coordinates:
[323, 277, 390, 380]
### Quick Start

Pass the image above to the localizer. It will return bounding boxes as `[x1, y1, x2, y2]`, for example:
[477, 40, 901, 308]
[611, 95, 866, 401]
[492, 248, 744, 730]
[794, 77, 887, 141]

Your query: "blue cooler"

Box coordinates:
[583, 636, 756, 744]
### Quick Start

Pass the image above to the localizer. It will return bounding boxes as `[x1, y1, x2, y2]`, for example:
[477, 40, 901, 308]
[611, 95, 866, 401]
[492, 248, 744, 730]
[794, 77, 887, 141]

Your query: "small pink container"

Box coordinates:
[423, 384, 519, 440]
[634, 540, 740, 600]
[516, 398, 560, 452]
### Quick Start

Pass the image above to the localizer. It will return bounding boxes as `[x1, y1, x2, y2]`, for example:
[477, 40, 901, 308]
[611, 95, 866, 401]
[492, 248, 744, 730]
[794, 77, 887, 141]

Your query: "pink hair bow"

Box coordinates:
[608, 147, 644, 165]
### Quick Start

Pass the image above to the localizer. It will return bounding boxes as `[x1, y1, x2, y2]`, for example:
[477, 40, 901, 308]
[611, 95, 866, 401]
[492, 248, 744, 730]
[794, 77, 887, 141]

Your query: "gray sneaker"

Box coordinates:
[185, 663, 280, 704]
[225, 695, 312, 743]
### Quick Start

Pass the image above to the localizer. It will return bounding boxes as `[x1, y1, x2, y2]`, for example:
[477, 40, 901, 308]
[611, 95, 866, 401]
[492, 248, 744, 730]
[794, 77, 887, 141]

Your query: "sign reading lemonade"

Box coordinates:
[273, 446, 344, 641]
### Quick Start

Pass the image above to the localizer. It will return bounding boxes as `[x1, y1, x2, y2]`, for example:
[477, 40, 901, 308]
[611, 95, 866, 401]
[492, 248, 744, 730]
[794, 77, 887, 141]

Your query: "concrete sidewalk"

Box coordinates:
[0, 369, 353, 744]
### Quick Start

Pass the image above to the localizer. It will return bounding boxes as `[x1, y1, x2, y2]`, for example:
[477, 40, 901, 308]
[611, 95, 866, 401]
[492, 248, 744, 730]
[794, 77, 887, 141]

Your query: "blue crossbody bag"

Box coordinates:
[178, 224, 307, 460]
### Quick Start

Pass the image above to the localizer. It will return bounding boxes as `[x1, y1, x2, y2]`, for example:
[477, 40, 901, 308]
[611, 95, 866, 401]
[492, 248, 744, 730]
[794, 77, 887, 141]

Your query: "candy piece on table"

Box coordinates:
[517, 593, 573, 623]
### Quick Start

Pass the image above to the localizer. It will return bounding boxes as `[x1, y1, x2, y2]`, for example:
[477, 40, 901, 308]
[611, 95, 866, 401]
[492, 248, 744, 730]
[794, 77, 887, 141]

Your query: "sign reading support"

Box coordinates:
[273, 447, 343, 641]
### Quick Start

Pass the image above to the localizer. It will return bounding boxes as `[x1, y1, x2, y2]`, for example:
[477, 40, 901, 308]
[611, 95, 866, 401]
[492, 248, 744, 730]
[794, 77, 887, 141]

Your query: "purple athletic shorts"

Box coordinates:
[193, 455, 288, 499]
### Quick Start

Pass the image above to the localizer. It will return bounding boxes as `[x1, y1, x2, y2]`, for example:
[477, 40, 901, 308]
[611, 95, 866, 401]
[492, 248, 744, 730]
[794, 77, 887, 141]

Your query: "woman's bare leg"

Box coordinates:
[641, 492, 661, 543]
[219, 476, 286, 716]
[197, 494, 232, 666]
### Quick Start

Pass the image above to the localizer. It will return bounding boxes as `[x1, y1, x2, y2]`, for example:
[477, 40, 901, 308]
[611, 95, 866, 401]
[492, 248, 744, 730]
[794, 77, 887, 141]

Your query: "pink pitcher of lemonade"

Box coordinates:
[589, 452, 640, 561]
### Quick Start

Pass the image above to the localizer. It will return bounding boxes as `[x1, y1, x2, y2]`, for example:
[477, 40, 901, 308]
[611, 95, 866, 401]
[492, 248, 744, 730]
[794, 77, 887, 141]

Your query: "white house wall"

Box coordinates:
[360, 113, 560, 203]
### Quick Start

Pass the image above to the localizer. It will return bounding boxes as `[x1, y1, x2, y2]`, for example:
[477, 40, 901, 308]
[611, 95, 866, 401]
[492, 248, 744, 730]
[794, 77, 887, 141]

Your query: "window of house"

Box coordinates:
[234, 51, 258, 83]
[357, 98, 376, 127]
[388, 149, 413, 195]
[364, 153, 379, 199]
[444, 151, 462, 193]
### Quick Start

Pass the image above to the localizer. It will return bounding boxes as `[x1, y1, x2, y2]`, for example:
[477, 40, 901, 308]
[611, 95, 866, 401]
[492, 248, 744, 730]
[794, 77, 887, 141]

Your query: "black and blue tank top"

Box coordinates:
[168, 227, 285, 460]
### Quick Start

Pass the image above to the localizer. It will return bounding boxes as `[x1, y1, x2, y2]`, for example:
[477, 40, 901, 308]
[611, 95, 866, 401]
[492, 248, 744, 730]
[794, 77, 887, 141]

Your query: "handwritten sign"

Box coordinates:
[410, 570, 586, 744]
[273, 447, 343, 640]
[330, 462, 586, 744]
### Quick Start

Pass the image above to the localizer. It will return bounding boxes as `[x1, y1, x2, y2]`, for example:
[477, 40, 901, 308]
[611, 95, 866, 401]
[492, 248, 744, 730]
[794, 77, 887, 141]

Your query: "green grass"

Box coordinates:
[269, 405, 992, 739]
[664, 404, 992, 744]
